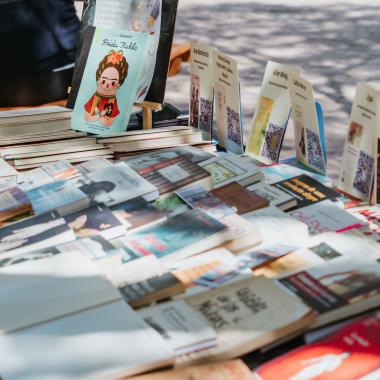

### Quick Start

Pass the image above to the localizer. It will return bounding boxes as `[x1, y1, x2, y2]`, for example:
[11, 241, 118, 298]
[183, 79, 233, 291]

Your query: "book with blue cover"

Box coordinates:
[119, 209, 228, 263]
[26, 180, 89, 216]
[71, 27, 153, 135]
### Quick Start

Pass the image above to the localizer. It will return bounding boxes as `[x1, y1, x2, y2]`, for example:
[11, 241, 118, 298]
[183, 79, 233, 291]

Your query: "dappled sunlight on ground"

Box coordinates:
[165, 1, 380, 180]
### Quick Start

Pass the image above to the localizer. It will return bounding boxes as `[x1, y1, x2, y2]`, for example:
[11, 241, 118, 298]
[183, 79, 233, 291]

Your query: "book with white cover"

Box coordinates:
[0, 251, 121, 333]
[77, 161, 159, 205]
[288, 72, 326, 175]
[0, 300, 174, 379]
[0, 106, 72, 125]
[246, 61, 299, 164]
[0, 158, 17, 179]
[339, 83, 380, 201]
[199, 153, 263, 188]
[176, 276, 313, 365]
[242, 205, 309, 247]
[189, 43, 215, 137]
[213, 50, 243, 154]
[289, 199, 364, 236]
[247, 182, 297, 211]
[255, 231, 380, 280]
[139, 300, 217, 356]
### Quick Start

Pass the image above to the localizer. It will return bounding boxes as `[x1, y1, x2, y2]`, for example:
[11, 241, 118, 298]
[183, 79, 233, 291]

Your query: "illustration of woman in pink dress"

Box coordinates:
[84, 50, 129, 127]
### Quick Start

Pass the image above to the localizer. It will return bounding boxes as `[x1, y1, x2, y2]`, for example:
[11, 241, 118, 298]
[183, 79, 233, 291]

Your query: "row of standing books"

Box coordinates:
[0, 122, 380, 379]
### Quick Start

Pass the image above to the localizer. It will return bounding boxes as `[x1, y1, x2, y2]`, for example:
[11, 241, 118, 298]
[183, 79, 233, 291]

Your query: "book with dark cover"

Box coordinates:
[145, 0, 179, 103]
[120, 209, 227, 261]
[136, 155, 211, 195]
[211, 182, 269, 214]
[64, 204, 125, 240]
[0, 211, 75, 259]
[273, 174, 341, 209]
[119, 272, 185, 308]
[111, 197, 165, 230]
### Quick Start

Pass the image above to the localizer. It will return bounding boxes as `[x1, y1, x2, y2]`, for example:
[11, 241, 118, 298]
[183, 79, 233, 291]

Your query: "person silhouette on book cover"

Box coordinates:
[289, 352, 350, 380]
[84, 50, 129, 127]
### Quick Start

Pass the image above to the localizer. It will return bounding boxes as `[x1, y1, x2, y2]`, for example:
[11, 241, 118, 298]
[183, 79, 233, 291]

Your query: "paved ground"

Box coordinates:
[165, 0, 380, 180]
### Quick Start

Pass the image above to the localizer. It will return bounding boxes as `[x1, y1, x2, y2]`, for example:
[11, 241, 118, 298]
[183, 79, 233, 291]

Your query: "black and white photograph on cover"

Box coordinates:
[64, 204, 123, 238]
[0, 212, 69, 255]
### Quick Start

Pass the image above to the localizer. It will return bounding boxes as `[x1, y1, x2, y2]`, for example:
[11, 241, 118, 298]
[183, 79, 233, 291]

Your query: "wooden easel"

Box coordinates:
[135, 101, 162, 130]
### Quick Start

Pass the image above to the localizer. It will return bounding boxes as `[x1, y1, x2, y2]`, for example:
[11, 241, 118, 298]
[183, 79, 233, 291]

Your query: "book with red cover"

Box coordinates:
[211, 182, 269, 214]
[254, 312, 380, 380]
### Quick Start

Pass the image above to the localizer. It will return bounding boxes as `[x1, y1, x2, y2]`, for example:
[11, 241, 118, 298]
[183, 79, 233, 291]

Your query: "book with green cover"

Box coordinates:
[71, 27, 153, 135]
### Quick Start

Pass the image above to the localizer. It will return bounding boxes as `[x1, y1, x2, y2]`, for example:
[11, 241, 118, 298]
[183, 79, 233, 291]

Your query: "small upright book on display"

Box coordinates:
[213, 50, 243, 154]
[71, 27, 153, 135]
[246, 61, 299, 164]
[189, 43, 215, 137]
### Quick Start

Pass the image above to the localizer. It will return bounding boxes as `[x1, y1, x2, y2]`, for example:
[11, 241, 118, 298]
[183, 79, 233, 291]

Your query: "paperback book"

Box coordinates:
[71, 27, 153, 135]
[246, 61, 299, 164]
[64, 204, 125, 240]
[213, 50, 244, 154]
[254, 312, 380, 380]
[339, 83, 380, 201]
[119, 209, 228, 263]
[189, 43, 215, 137]
[77, 162, 159, 205]
[199, 153, 263, 188]
[288, 72, 327, 174]
[0, 211, 76, 260]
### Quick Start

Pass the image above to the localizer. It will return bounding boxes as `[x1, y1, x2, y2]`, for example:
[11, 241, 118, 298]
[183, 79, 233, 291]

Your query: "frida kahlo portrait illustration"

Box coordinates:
[84, 50, 128, 127]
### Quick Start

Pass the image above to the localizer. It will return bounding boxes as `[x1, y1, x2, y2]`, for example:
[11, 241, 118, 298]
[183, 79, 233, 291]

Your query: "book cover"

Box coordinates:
[260, 162, 331, 186]
[246, 61, 299, 164]
[64, 204, 125, 240]
[273, 174, 341, 209]
[339, 83, 380, 201]
[91, 0, 162, 102]
[42, 160, 80, 180]
[26, 180, 88, 215]
[71, 27, 153, 135]
[136, 155, 211, 195]
[138, 300, 217, 355]
[213, 50, 244, 154]
[0, 301, 174, 379]
[153, 193, 191, 217]
[77, 162, 158, 205]
[199, 153, 262, 188]
[211, 182, 269, 214]
[176, 185, 236, 219]
[247, 182, 296, 211]
[279, 259, 380, 315]
[0, 186, 32, 222]
[0, 251, 121, 333]
[0, 211, 75, 259]
[254, 312, 380, 380]
[79, 0, 178, 105]
[111, 196, 165, 230]
[119, 209, 226, 260]
[189, 43, 215, 137]
[182, 276, 313, 363]
[288, 72, 327, 175]
[289, 199, 364, 236]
